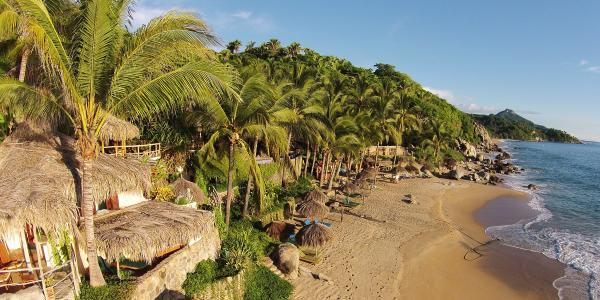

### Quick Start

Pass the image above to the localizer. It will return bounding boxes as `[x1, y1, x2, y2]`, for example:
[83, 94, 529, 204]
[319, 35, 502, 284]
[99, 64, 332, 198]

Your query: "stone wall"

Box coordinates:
[130, 225, 220, 300]
[193, 271, 246, 300]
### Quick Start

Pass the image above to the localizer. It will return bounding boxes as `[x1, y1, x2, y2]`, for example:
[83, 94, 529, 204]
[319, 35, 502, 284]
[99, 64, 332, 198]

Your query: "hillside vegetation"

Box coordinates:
[472, 109, 580, 143]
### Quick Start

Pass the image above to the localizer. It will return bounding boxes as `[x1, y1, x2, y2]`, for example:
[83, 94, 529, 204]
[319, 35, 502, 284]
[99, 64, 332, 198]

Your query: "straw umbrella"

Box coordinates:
[264, 221, 295, 242]
[298, 223, 333, 248]
[97, 114, 140, 154]
[296, 200, 329, 220]
[298, 189, 328, 205]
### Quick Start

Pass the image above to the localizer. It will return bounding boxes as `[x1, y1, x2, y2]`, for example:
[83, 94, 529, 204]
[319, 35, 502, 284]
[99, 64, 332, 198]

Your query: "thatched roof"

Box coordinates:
[298, 223, 332, 248]
[171, 178, 205, 204]
[300, 190, 328, 205]
[0, 125, 151, 237]
[98, 114, 140, 142]
[296, 200, 329, 220]
[265, 221, 295, 242]
[93, 201, 215, 263]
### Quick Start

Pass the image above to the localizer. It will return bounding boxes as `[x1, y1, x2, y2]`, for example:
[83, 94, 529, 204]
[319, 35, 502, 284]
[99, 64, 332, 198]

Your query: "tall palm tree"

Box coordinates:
[0, 1, 238, 286]
[226, 39, 242, 54]
[423, 119, 449, 165]
[371, 78, 401, 165]
[287, 42, 302, 58]
[264, 38, 282, 57]
[196, 73, 287, 224]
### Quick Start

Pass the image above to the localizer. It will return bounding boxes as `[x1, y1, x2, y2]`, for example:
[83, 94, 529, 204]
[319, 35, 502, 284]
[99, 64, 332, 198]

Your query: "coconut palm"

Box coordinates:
[0, 0, 238, 286]
[264, 38, 282, 57]
[371, 78, 402, 164]
[226, 39, 242, 54]
[196, 73, 289, 223]
[287, 42, 302, 58]
[423, 119, 449, 165]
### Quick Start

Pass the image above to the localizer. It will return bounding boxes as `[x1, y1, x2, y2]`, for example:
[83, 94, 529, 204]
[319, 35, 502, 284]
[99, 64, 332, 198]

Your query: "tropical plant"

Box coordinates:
[0, 0, 238, 286]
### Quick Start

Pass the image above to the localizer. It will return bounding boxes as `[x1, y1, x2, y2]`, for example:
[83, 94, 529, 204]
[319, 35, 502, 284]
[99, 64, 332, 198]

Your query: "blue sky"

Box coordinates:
[132, 0, 600, 141]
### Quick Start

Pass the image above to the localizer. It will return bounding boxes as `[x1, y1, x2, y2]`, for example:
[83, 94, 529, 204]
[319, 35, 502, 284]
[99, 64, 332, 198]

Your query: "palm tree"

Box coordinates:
[423, 119, 449, 166]
[264, 38, 282, 57]
[371, 78, 402, 165]
[196, 73, 287, 224]
[287, 42, 302, 58]
[226, 39, 242, 54]
[0, 1, 238, 286]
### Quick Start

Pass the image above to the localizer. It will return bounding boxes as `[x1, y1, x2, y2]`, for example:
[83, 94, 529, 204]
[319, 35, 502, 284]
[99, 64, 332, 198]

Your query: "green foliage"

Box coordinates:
[244, 265, 294, 300]
[182, 260, 218, 297]
[259, 163, 280, 182]
[79, 277, 134, 300]
[47, 230, 72, 266]
[194, 170, 209, 196]
[441, 148, 465, 162]
[151, 185, 176, 202]
[283, 177, 314, 198]
[222, 221, 275, 271]
[175, 197, 190, 205]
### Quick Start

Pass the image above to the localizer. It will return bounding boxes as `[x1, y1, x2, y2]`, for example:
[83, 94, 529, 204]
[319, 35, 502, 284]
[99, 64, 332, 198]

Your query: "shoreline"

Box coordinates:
[292, 178, 566, 299]
[398, 181, 565, 299]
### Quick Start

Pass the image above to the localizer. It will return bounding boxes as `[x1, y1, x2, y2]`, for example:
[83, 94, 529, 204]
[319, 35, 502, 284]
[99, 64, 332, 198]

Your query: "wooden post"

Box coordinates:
[69, 242, 80, 296]
[116, 260, 121, 280]
[20, 230, 34, 275]
[32, 229, 48, 299]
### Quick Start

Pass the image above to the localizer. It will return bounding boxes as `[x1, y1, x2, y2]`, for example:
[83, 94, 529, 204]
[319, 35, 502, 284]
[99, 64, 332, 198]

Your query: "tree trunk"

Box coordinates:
[319, 150, 329, 188]
[392, 144, 398, 165]
[358, 150, 365, 173]
[375, 143, 380, 167]
[225, 140, 235, 225]
[310, 143, 319, 176]
[281, 133, 293, 186]
[18, 49, 30, 82]
[242, 137, 258, 217]
[328, 157, 341, 191]
[82, 153, 106, 287]
[303, 141, 311, 177]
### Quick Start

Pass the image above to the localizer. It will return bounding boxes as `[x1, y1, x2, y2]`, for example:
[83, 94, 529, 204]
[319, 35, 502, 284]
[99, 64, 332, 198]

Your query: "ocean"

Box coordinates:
[486, 141, 600, 299]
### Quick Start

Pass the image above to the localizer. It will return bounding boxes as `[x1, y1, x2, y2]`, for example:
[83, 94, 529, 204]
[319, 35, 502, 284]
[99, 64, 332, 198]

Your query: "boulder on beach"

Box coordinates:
[527, 184, 539, 191]
[448, 168, 465, 180]
[276, 243, 300, 279]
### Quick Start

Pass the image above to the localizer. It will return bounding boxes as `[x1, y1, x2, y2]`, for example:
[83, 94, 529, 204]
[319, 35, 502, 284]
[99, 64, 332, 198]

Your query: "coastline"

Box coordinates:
[292, 178, 566, 299]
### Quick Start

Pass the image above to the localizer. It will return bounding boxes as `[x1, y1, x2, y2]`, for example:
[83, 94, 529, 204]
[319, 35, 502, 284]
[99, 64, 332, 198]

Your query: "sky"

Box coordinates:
[132, 0, 600, 141]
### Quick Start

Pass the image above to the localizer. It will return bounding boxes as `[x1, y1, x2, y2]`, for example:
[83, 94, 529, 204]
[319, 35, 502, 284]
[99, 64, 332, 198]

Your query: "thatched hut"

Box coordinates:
[98, 114, 140, 143]
[296, 200, 329, 220]
[0, 125, 151, 237]
[171, 178, 206, 204]
[92, 201, 214, 263]
[298, 223, 332, 248]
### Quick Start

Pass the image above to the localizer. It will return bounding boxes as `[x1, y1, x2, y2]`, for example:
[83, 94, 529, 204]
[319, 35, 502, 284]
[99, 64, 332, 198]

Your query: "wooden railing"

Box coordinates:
[102, 143, 161, 159]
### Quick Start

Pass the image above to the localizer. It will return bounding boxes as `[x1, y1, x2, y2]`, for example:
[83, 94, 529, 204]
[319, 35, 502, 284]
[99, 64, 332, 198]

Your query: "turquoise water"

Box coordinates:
[487, 141, 600, 299]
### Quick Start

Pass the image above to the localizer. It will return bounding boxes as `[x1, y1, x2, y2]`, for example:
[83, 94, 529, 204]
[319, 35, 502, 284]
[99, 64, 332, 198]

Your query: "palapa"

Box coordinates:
[298, 223, 332, 248]
[296, 200, 329, 220]
[171, 178, 206, 204]
[0, 124, 151, 237]
[299, 189, 328, 205]
[92, 201, 214, 263]
[98, 114, 140, 142]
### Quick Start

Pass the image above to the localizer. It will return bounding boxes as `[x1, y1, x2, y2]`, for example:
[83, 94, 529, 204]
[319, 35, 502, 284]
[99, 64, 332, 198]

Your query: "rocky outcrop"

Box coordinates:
[275, 243, 300, 279]
[458, 139, 478, 158]
[448, 168, 465, 180]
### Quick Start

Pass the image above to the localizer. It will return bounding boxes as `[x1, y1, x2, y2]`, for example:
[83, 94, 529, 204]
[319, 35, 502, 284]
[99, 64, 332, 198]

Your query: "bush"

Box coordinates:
[221, 221, 275, 271]
[244, 265, 293, 300]
[151, 185, 176, 202]
[79, 277, 134, 300]
[283, 176, 313, 198]
[182, 260, 218, 297]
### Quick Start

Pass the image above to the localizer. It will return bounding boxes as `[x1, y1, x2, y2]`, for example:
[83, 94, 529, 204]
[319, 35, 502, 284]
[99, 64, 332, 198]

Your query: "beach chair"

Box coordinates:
[299, 248, 322, 265]
[340, 196, 361, 208]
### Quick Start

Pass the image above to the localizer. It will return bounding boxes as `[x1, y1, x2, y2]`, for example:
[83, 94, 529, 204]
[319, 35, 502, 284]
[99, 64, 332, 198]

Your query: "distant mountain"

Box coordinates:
[471, 109, 581, 144]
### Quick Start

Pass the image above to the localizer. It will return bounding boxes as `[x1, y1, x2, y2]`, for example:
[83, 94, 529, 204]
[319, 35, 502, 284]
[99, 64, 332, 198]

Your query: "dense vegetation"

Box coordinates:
[472, 109, 580, 143]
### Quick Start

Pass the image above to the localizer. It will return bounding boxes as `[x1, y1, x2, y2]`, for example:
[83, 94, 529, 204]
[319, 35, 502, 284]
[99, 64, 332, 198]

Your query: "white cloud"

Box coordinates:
[207, 10, 273, 33]
[231, 11, 253, 20]
[131, 6, 169, 29]
[586, 66, 600, 73]
[423, 86, 456, 102]
[423, 86, 498, 114]
[579, 59, 589, 66]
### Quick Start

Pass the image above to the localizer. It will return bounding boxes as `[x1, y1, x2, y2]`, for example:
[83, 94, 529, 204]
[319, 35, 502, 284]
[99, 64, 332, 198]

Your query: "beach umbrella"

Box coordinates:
[265, 221, 295, 241]
[299, 189, 328, 205]
[296, 200, 329, 220]
[298, 223, 333, 248]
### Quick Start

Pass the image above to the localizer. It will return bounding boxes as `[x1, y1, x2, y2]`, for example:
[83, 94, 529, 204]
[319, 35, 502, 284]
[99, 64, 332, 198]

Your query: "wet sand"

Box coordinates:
[292, 179, 565, 299]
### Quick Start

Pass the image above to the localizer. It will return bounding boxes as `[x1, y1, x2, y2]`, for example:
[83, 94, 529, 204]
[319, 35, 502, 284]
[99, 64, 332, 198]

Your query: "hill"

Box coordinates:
[472, 109, 581, 143]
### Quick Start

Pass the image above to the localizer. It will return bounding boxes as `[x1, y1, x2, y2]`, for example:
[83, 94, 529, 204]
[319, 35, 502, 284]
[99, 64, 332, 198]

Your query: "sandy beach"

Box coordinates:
[292, 178, 565, 299]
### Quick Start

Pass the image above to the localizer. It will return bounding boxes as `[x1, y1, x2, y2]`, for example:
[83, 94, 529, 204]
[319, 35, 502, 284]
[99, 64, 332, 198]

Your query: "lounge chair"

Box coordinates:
[299, 248, 322, 265]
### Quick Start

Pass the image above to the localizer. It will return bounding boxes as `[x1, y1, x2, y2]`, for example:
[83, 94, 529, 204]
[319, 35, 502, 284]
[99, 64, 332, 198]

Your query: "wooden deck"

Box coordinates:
[101, 143, 161, 160]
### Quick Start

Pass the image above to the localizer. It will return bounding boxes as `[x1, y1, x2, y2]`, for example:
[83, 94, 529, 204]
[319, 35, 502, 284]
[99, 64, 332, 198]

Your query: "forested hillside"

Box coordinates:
[472, 109, 580, 143]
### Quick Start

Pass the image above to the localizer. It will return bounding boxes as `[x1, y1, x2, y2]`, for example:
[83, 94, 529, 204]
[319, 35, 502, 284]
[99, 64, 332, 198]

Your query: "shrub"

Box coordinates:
[151, 185, 176, 202]
[182, 260, 217, 297]
[244, 265, 293, 300]
[79, 277, 134, 300]
[221, 221, 275, 271]
[283, 176, 313, 198]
